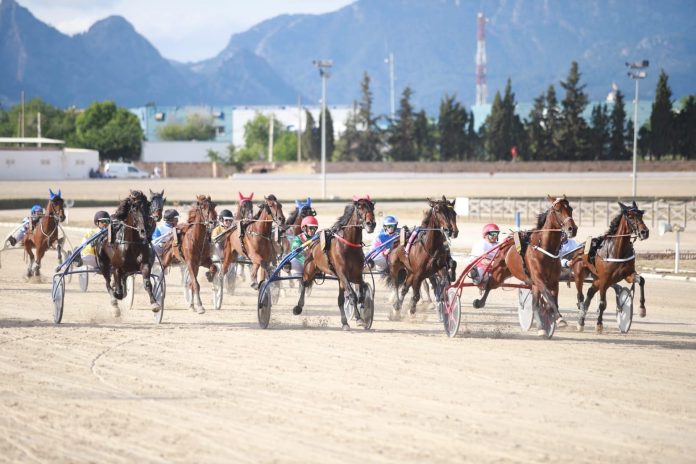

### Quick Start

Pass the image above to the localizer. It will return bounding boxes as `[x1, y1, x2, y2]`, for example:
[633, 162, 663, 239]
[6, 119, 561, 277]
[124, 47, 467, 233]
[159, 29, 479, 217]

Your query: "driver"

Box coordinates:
[8, 205, 44, 246]
[212, 209, 235, 257]
[289, 216, 319, 277]
[152, 209, 179, 255]
[468, 223, 500, 285]
[77, 211, 111, 268]
[367, 215, 399, 271]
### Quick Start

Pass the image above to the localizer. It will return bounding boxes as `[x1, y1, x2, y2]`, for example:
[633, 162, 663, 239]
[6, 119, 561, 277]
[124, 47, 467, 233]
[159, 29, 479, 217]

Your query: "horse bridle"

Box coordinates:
[343, 201, 374, 230]
[549, 199, 575, 231]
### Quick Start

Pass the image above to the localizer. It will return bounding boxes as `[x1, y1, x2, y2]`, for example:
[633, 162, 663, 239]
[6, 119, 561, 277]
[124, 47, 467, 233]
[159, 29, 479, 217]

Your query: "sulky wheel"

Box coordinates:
[343, 284, 356, 321]
[150, 271, 165, 324]
[52, 275, 65, 324]
[225, 263, 237, 295]
[257, 281, 272, 329]
[517, 288, 534, 332]
[79, 268, 89, 293]
[359, 283, 374, 330]
[615, 286, 633, 334]
[443, 287, 461, 338]
[212, 264, 224, 310]
[536, 294, 556, 339]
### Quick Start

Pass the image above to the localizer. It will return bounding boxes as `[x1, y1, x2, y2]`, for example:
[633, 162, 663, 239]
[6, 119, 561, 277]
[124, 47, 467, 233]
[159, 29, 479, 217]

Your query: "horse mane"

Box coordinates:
[286, 207, 299, 225]
[536, 210, 548, 229]
[420, 207, 434, 227]
[332, 204, 356, 231]
[254, 203, 270, 220]
[606, 211, 623, 235]
[113, 197, 131, 220]
[265, 194, 278, 202]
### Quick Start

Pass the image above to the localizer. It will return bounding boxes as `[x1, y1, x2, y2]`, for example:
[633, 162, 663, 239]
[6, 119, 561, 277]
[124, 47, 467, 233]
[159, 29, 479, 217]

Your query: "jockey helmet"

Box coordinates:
[219, 209, 234, 220]
[163, 209, 179, 222]
[31, 204, 43, 214]
[93, 211, 110, 225]
[301, 216, 319, 229]
[482, 223, 500, 237]
[383, 215, 398, 226]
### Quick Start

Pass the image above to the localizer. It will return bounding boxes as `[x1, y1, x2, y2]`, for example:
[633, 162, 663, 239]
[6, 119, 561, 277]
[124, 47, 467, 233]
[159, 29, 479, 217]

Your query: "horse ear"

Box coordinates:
[149, 189, 154, 195]
[306, 197, 311, 206]
[451, 198, 456, 207]
[441, 195, 446, 202]
[49, 188, 54, 198]
[546, 195, 554, 203]
[295, 200, 302, 208]
[160, 189, 165, 195]
[57, 189, 61, 198]
[632, 200, 638, 209]
[249, 193, 254, 201]
[618, 201, 627, 211]
[563, 194, 567, 200]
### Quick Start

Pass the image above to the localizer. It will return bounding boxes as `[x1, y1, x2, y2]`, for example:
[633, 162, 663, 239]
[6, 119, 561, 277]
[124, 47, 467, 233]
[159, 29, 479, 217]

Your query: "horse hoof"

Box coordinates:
[557, 317, 568, 328]
[205, 271, 214, 283]
[250, 282, 259, 290]
[342, 324, 350, 331]
[151, 302, 161, 313]
[537, 329, 546, 337]
[596, 324, 604, 334]
[388, 309, 400, 321]
[356, 318, 366, 327]
[640, 308, 646, 318]
[196, 307, 205, 314]
[189, 305, 196, 312]
[292, 306, 303, 315]
[112, 307, 121, 318]
[576, 323, 584, 332]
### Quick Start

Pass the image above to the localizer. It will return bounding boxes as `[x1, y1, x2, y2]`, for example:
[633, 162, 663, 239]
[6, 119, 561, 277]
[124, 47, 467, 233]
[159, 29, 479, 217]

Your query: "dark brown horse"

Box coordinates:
[95, 190, 158, 316]
[149, 189, 166, 223]
[161, 195, 218, 313]
[571, 201, 649, 333]
[386, 196, 458, 319]
[222, 198, 285, 290]
[292, 196, 376, 330]
[23, 188, 66, 279]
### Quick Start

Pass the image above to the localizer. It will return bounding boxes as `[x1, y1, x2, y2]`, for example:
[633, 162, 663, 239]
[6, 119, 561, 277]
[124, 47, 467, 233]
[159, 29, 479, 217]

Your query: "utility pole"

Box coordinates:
[268, 113, 274, 163]
[313, 59, 333, 200]
[385, 52, 395, 120]
[297, 95, 302, 162]
[626, 60, 649, 199]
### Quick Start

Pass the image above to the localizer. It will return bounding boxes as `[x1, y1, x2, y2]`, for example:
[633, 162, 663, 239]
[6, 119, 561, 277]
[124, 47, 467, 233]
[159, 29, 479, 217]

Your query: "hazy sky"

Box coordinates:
[18, 0, 355, 62]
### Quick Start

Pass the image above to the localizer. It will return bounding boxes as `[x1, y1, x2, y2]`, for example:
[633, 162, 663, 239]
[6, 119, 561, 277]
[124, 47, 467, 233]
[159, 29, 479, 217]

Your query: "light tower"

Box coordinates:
[475, 12, 488, 106]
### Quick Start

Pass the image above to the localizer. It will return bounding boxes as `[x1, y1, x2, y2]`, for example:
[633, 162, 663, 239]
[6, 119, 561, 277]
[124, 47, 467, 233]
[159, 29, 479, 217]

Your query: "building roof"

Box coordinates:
[0, 137, 65, 145]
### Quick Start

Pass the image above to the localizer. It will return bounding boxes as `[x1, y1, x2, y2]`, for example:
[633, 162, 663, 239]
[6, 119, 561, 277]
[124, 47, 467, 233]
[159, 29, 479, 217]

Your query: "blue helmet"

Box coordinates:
[31, 204, 43, 214]
[383, 215, 398, 226]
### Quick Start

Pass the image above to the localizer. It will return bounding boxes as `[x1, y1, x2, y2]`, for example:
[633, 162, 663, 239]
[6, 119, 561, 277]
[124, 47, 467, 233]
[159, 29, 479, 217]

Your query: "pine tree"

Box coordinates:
[556, 61, 590, 160]
[608, 90, 628, 160]
[525, 92, 547, 161]
[333, 102, 360, 161]
[649, 69, 674, 160]
[675, 96, 696, 160]
[302, 110, 319, 160]
[437, 94, 468, 161]
[318, 107, 335, 160]
[356, 72, 383, 161]
[414, 110, 436, 161]
[387, 86, 417, 161]
[483, 79, 524, 161]
[544, 85, 562, 160]
[588, 103, 610, 160]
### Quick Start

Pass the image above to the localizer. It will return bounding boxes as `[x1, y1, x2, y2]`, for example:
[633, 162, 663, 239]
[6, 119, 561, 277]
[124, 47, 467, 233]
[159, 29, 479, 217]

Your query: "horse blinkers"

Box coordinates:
[355, 199, 376, 233]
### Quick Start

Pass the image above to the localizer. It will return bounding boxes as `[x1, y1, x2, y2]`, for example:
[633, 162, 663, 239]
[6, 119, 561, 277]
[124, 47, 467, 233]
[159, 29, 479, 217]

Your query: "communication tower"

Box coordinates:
[475, 12, 488, 106]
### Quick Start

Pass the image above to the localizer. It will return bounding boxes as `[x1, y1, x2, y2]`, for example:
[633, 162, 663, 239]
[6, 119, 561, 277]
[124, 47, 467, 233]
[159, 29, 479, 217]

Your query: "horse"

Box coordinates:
[479, 195, 577, 334]
[161, 194, 218, 314]
[94, 190, 159, 316]
[571, 201, 649, 333]
[292, 195, 376, 330]
[23, 188, 66, 279]
[149, 189, 165, 223]
[386, 196, 459, 319]
[222, 198, 285, 290]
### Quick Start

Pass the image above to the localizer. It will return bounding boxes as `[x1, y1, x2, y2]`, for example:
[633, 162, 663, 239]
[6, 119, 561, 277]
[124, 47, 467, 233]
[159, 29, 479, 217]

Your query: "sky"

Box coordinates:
[18, 0, 355, 62]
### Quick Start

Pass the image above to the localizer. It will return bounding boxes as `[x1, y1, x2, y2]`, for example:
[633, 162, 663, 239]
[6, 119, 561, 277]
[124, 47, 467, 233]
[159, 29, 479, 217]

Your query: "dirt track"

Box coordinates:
[1, 221, 695, 463]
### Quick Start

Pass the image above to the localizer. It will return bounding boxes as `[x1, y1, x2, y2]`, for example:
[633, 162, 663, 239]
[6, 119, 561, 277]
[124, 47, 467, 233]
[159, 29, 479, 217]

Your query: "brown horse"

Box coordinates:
[95, 190, 159, 316]
[23, 188, 66, 279]
[571, 201, 649, 333]
[222, 198, 285, 290]
[496, 196, 577, 334]
[236, 192, 255, 222]
[161, 195, 218, 314]
[386, 196, 459, 319]
[292, 196, 376, 330]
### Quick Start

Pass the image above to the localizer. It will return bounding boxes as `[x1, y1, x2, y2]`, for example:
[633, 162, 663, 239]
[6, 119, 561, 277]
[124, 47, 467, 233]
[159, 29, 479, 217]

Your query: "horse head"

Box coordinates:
[547, 194, 577, 238]
[619, 201, 649, 240]
[427, 196, 459, 238]
[47, 188, 66, 222]
[352, 195, 376, 233]
[196, 194, 218, 225]
[149, 189, 165, 222]
[264, 194, 285, 226]
[128, 191, 150, 241]
[237, 192, 255, 220]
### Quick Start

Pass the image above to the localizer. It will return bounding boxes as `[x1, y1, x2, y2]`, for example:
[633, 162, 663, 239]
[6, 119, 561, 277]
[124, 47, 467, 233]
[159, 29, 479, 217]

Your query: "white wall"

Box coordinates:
[0, 148, 99, 180]
[141, 141, 230, 162]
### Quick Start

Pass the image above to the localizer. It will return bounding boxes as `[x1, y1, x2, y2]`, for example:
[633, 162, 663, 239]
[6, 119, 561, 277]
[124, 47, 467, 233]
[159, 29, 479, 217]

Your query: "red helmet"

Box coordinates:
[301, 216, 318, 228]
[482, 223, 500, 237]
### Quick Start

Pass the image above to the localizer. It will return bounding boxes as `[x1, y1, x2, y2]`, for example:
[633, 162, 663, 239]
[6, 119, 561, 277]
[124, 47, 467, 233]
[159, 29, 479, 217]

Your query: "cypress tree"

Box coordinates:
[387, 86, 417, 161]
[649, 70, 674, 160]
[557, 61, 590, 160]
[608, 90, 628, 160]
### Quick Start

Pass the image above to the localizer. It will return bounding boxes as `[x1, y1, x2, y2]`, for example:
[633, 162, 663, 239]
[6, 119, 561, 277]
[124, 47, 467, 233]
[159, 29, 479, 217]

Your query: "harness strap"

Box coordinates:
[532, 245, 560, 259]
[333, 234, 363, 248]
[603, 255, 636, 263]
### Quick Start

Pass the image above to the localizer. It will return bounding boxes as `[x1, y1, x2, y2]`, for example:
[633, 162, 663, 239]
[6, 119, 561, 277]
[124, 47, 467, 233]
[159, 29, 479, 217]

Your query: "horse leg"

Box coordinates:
[549, 282, 567, 328]
[25, 246, 35, 278]
[249, 261, 261, 290]
[578, 283, 599, 332]
[293, 260, 315, 316]
[473, 281, 492, 309]
[531, 287, 546, 337]
[408, 276, 423, 316]
[595, 286, 609, 334]
[191, 264, 205, 314]
[141, 261, 160, 312]
[574, 270, 587, 331]
[626, 273, 647, 317]
[335, 277, 353, 330]
[101, 266, 118, 308]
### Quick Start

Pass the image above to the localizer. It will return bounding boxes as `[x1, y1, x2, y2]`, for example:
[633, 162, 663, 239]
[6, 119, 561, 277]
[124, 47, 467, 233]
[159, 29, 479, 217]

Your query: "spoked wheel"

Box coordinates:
[212, 264, 224, 310]
[150, 268, 166, 324]
[536, 294, 556, 339]
[359, 283, 374, 330]
[270, 280, 281, 305]
[183, 268, 193, 306]
[443, 287, 461, 338]
[52, 275, 65, 324]
[343, 285, 356, 321]
[79, 268, 89, 292]
[615, 286, 633, 334]
[118, 275, 136, 313]
[517, 288, 534, 332]
[257, 281, 272, 329]
[225, 264, 237, 295]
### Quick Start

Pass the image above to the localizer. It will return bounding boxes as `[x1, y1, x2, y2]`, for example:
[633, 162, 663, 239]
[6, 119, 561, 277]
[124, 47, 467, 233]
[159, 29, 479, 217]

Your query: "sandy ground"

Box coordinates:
[1, 219, 695, 463]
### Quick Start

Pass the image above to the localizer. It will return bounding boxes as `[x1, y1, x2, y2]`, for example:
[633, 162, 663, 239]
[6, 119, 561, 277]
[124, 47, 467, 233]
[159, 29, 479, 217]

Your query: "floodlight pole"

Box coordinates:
[314, 59, 333, 200]
[626, 60, 649, 200]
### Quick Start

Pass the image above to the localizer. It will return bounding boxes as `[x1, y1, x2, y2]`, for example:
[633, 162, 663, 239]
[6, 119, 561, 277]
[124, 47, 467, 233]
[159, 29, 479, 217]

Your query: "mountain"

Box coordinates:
[1, 0, 695, 114]
[0, 0, 298, 107]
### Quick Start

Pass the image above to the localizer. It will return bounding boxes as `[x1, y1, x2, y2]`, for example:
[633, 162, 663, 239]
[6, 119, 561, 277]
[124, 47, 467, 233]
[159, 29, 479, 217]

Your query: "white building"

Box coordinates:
[0, 138, 100, 180]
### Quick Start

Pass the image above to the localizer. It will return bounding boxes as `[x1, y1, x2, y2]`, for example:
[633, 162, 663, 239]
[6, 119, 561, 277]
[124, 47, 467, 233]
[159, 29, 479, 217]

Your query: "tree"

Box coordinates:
[302, 110, 319, 161]
[333, 102, 361, 161]
[675, 95, 696, 160]
[386, 86, 417, 161]
[318, 107, 335, 161]
[74, 101, 143, 161]
[556, 61, 590, 160]
[649, 70, 674, 160]
[482, 79, 524, 161]
[525, 92, 547, 161]
[0, 98, 77, 142]
[157, 114, 216, 141]
[355, 72, 383, 161]
[588, 103, 610, 160]
[437, 94, 468, 161]
[608, 90, 628, 160]
[414, 110, 436, 161]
